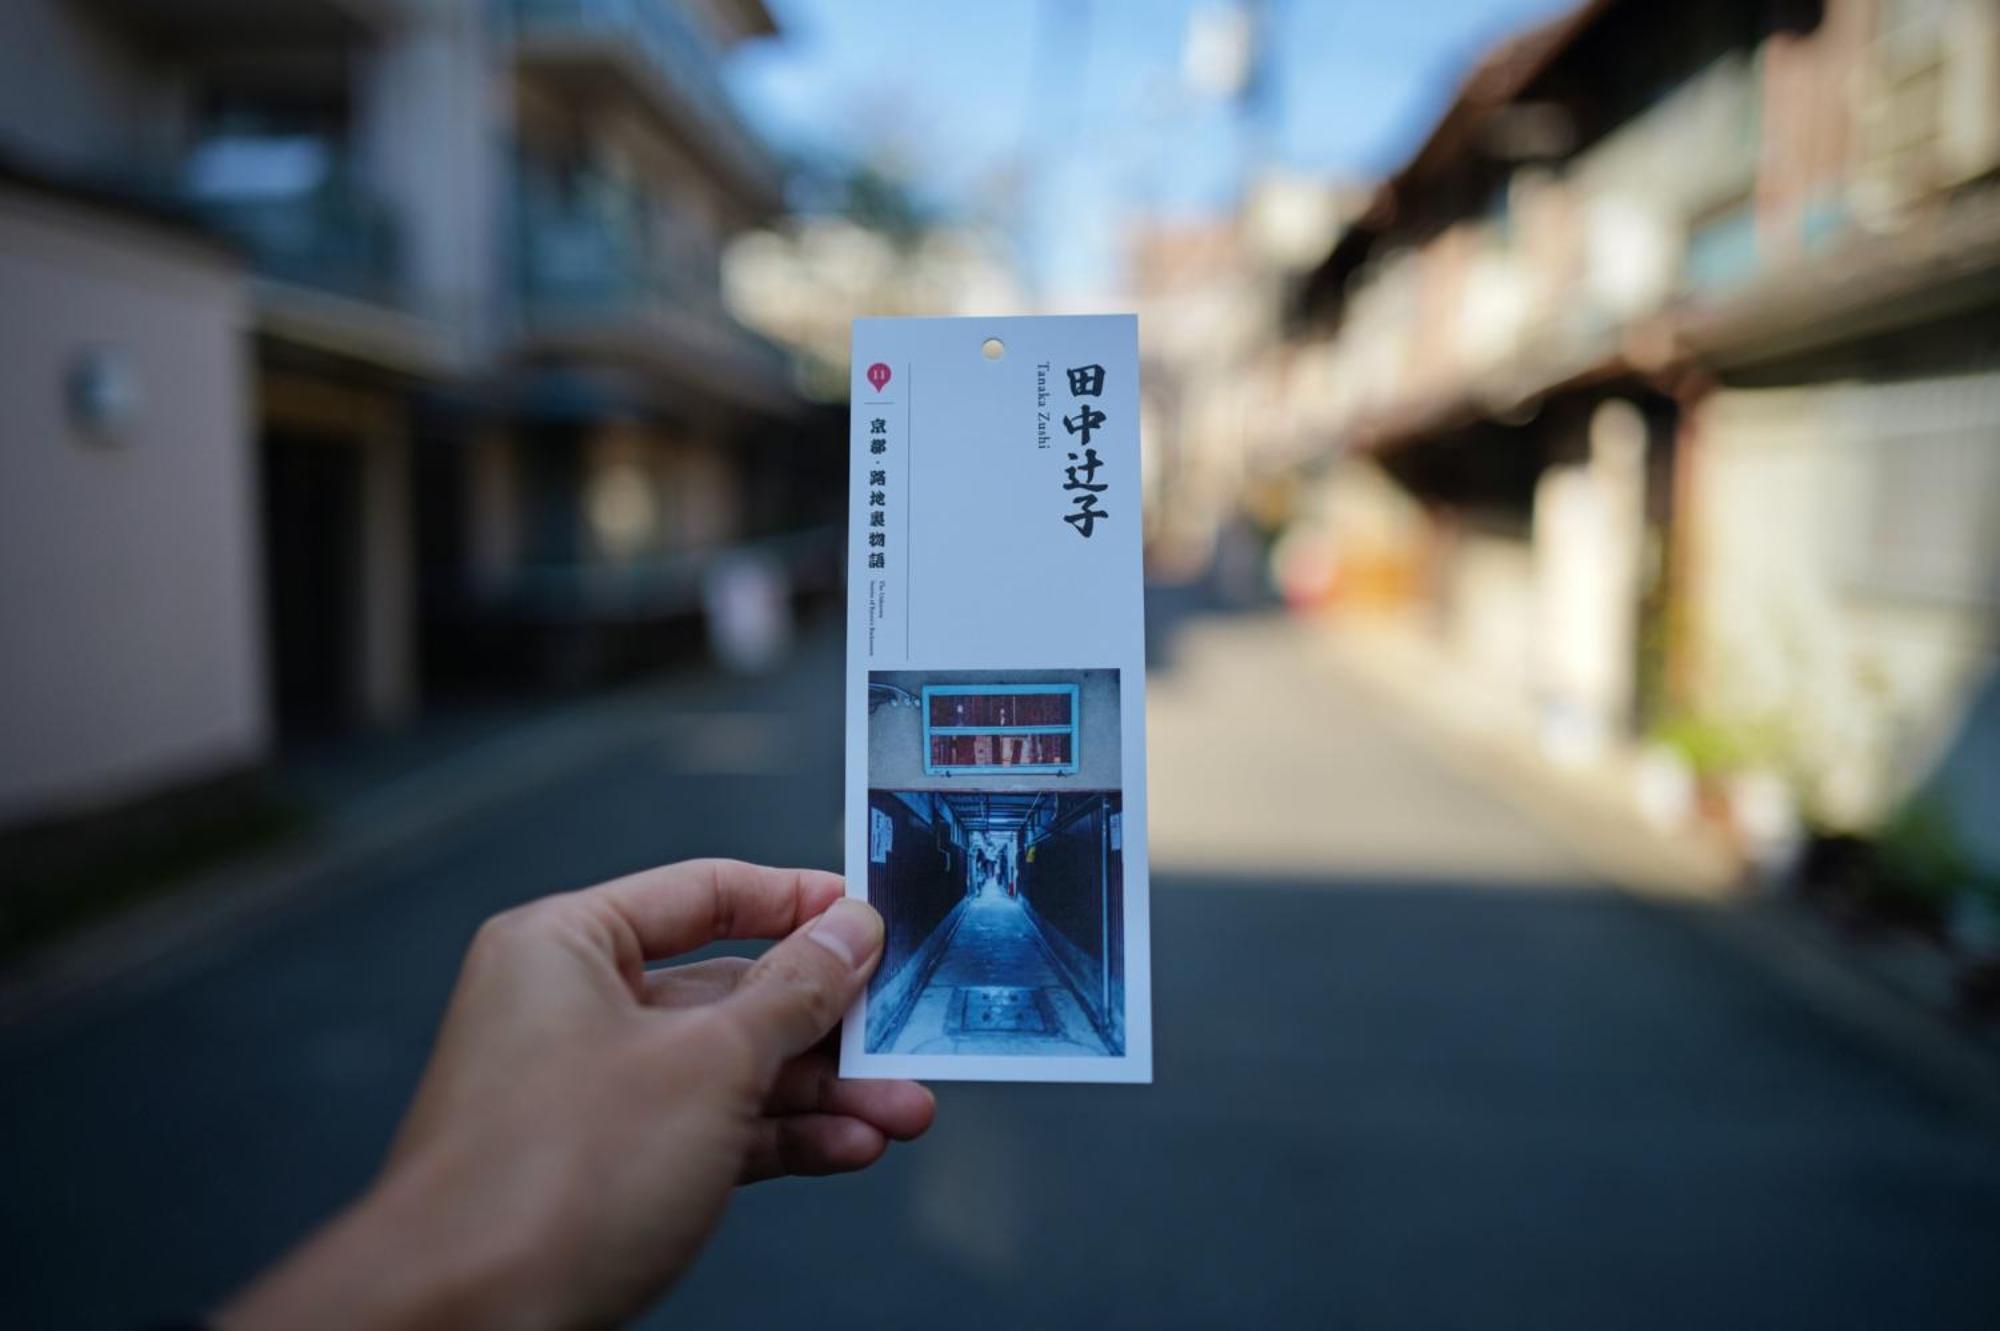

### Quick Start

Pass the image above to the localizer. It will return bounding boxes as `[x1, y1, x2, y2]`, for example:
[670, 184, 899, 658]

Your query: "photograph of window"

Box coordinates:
[864, 669, 1124, 1058]
[923, 683, 1080, 775]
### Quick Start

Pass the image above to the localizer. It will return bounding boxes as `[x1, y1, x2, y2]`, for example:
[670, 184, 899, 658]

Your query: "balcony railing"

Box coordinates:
[192, 184, 403, 304]
[514, 194, 788, 381]
[516, 199, 721, 317]
[508, 0, 773, 194]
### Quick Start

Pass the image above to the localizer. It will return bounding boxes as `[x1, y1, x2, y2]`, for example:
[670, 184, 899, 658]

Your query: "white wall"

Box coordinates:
[355, 0, 504, 354]
[1531, 399, 1649, 763]
[1689, 377, 2000, 830]
[0, 187, 266, 824]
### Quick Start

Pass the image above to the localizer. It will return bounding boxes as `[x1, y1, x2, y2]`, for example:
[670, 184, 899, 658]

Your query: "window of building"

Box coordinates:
[1844, 373, 2000, 607]
[922, 684, 1080, 776]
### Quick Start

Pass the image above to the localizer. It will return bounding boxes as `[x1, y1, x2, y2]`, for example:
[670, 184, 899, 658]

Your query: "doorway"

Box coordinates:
[261, 432, 362, 740]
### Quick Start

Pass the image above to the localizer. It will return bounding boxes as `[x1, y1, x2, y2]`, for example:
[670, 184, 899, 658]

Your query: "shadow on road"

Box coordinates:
[3, 597, 1998, 1330]
[659, 869, 2000, 1331]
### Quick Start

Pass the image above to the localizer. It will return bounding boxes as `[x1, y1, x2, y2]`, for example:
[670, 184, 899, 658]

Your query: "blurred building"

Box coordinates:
[1284, 0, 2000, 867]
[724, 213, 1027, 401]
[0, 0, 807, 831]
[0, 166, 261, 828]
[1125, 174, 1358, 579]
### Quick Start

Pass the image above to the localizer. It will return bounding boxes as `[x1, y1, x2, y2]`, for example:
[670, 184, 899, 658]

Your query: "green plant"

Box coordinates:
[1873, 796, 1977, 914]
[1647, 710, 1782, 782]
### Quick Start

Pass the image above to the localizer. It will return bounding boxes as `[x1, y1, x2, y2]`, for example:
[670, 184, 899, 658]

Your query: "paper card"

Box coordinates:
[840, 315, 1152, 1084]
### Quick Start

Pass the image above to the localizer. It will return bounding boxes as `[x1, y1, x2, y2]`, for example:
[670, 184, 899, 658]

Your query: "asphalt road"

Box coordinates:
[4, 608, 1999, 1330]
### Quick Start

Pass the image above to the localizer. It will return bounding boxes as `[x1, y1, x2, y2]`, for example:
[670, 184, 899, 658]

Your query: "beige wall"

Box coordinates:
[579, 424, 743, 562]
[1441, 527, 1538, 710]
[359, 419, 416, 724]
[0, 187, 266, 825]
[466, 430, 521, 595]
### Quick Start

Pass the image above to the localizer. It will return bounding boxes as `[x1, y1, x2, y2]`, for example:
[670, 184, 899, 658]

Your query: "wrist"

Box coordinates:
[219, 1150, 554, 1331]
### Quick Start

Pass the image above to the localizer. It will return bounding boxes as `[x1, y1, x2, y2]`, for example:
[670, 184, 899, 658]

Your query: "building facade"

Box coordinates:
[1285, 0, 2000, 868]
[1123, 176, 1357, 582]
[0, 172, 263, 827]
[0, 0, 801, 829]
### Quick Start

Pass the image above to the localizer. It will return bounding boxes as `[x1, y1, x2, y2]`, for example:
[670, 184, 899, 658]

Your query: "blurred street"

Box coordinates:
[4, 602, 1997, 1330]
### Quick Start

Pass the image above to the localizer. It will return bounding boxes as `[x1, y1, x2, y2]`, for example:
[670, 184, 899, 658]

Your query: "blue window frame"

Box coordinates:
[922, 683, 1080, 776]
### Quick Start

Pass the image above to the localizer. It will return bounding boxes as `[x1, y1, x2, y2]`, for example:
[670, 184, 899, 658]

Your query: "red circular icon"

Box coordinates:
[866, 362, 892, 392]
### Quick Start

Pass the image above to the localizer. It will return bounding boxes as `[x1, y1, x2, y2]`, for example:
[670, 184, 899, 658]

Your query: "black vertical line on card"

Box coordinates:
[904, 363, 912, 659]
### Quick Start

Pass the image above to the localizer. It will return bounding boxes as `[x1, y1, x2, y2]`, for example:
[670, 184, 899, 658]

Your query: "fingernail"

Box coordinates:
[808, 899, 880, 970]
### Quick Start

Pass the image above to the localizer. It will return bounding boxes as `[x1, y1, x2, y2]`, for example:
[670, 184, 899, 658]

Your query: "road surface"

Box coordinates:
[3, 606, 1998, 1330]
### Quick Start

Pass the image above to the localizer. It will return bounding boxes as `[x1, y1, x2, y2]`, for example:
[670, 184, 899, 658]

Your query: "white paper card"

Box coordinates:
[840, 315, 1152, 1083]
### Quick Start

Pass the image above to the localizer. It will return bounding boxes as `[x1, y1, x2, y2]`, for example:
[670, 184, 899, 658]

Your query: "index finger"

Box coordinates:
[580, 859, 846, 962]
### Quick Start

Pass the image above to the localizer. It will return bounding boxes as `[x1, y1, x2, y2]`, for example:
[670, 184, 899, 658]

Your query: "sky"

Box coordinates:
[730, 0, 1575, 299]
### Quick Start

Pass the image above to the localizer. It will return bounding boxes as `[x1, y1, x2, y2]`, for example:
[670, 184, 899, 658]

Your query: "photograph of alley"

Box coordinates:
[866, 671, 1125, 1057]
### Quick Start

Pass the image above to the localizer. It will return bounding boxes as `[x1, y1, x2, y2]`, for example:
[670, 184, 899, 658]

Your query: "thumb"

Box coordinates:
[724, 898, 883, 1067]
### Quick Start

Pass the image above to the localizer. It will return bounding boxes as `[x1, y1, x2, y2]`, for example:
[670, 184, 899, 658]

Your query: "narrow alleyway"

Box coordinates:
[879, 892, 1109, 1056]
[864, 785, 1121, 1058]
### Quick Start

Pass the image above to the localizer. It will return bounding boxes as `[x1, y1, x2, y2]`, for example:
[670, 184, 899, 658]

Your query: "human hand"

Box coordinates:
[220, 860, 933, 1330]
